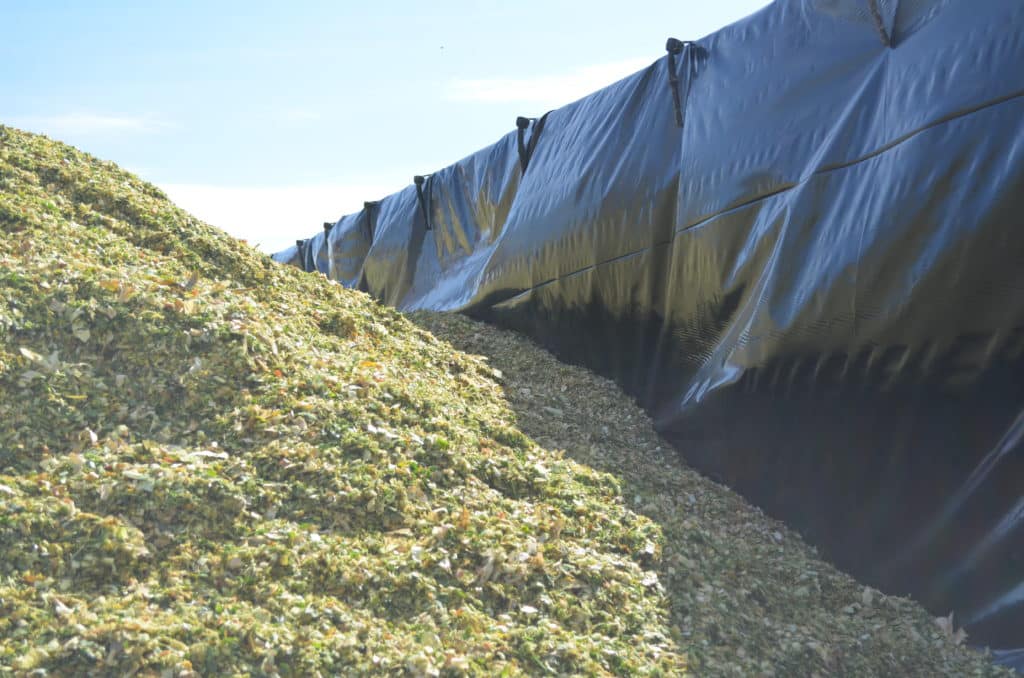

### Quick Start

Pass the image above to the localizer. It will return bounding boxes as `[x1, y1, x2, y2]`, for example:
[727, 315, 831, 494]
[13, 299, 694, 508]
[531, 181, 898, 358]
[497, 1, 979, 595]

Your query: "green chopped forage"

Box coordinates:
[0, 123, 1008, 676]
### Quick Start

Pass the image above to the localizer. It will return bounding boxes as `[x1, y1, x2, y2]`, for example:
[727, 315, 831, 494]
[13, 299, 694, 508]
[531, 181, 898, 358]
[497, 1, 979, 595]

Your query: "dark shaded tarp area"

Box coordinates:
[275, 0, 1024, 666]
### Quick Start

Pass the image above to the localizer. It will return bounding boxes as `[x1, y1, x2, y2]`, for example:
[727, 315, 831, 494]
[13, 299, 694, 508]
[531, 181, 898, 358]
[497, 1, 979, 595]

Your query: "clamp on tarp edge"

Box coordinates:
[413, 175, 433, 231]
[516, 115, 550, 174]
[665, 38, 706, 130]
[363, 201, 379, 240]
[516, 113, 551, 175]
[516, 117, 532, 173]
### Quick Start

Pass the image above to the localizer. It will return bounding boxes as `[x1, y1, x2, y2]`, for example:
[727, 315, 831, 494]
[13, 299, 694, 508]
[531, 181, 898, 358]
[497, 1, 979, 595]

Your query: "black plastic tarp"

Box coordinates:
[274, 0, 1024, 665]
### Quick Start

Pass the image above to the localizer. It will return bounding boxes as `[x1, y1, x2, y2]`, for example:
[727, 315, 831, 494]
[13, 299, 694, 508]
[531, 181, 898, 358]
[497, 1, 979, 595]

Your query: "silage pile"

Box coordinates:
[411, 313, 1017, 676]
[0, 124, 1008, 676]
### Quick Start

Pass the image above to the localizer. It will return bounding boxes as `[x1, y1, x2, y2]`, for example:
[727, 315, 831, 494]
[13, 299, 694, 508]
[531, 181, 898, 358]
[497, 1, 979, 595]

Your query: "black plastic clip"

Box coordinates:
[515, 113, 550, 174]
[413, 175, 432, 231]
[323, 221, 334, 234]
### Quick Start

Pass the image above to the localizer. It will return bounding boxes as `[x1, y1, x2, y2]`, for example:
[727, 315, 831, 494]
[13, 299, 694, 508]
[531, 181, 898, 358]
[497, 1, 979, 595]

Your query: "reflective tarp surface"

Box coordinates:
[274, 0, 1024, 664]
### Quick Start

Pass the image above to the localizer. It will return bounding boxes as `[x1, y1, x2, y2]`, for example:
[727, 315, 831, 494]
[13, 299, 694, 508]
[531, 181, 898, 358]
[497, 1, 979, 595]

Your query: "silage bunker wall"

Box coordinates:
[275, 0, 1024, 663]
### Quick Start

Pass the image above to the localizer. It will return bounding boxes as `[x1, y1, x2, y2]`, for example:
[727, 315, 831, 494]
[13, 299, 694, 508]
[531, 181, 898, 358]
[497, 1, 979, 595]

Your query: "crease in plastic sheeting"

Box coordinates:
[804, 0, 897, 37]
[311, 231, 330, 275]
[994, 648, 1024, 673]
[326, 212, 373, 288]
[884, 408, 1024, 575]
[971, 580, 1024, 632]
[683, 1, 1024, 228]
[664, 211, 791, 415]
[892, 0, 950, 39]
[865, 0, 896, 46]
[677, 87, 1024, 240]
[402, 134, 525, 311]
[669, 82, 1024, 239]
[942, 493, 1024, 595]
[749, 51, 892, 329]
[470, 63, 676, 308]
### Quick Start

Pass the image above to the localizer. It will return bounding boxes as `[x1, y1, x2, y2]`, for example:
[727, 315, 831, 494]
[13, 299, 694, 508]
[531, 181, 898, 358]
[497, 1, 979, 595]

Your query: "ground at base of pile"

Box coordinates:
[410, 311, 1011, 677]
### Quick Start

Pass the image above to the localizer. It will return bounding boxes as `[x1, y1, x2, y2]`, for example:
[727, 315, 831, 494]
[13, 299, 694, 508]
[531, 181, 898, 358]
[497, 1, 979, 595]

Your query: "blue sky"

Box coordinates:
[2, 1, 771, 252]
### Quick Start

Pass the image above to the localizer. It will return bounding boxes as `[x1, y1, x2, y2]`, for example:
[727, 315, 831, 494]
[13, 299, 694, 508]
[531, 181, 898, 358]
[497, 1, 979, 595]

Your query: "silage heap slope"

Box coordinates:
[0, 125, 685, 675]
[0, 125, 1008, 677]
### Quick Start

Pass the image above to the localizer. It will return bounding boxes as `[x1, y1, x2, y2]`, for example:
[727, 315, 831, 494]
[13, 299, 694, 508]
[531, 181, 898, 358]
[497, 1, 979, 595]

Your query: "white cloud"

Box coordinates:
[8, 113, 172, 137]
[160, 182, 400, 255]
[446, 58, 651, 108]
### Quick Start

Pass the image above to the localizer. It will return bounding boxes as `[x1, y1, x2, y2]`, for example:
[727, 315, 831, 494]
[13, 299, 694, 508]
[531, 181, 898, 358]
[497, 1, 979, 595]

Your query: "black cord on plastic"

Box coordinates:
[413, 175, 432, 231]
[665, 38, 708, 131]
[529, 113, 549, 160]
[866, 0, 892, 47]
[665, 38, 686, 128]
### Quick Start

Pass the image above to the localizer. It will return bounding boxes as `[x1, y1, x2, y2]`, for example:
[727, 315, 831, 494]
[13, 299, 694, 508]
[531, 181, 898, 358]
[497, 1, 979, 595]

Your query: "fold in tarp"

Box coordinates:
[274, 0, 1024, 666]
